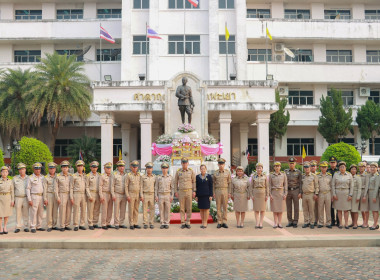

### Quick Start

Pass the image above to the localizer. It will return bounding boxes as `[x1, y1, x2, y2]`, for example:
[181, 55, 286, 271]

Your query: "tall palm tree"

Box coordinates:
[66, 135, 101, 165]
[0, 68, 36, 138]
[29, 52, 92, 152]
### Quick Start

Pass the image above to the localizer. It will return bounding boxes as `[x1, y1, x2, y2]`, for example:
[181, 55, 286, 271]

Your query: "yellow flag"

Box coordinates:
[118, 149, 122, 161]
[225, 24, 230, 41]
[266, 27, 272, 40]
[302, 146, 306, 159]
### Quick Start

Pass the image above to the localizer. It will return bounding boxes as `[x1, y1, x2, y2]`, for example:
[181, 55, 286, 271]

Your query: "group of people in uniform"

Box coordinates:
[0, 155, 379, 234]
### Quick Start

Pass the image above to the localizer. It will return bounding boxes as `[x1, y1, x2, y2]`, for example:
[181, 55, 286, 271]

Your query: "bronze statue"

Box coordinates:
[175, 77, 194, 124]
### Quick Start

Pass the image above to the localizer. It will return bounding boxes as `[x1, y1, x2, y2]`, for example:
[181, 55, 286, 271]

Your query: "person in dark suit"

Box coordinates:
[195, 164, 213, 229]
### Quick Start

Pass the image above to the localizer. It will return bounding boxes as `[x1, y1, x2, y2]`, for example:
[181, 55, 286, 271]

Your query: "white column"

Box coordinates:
[130, 127, 138, 161]
[100, 113, 114, 169]
[311, 3, 324, 19]
[42, 3, 56, 20]
[219, 111, 232, 167]
[121, 123, 131, 164]
[208, 0, 219, 80]
[235, 0, 247, 80]
[240, 123, 249, 168]
[313, 44, 326, 63]
[315, 130, 328, 157]
[351, 4, 365, 20]
[83, 2, 97, 19]
[209, 123, 220, 142]
[257, 112, 271, 174]
[121, 0, 133, 80]
[353, 44, 366, 63]
[140, 112, 153, 165]
[41, 44, 54, 58]
[271, 2, 284, 19]
[0, 3, 14, 20]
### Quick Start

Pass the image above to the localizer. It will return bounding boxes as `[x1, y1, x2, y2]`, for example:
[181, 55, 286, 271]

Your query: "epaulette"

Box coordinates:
[327, 172, 332, 176]
[114, 171, 118, 175]
[87, 173, 90, 177]
[270, 172, 274, 174]
[57, 173, 60, 177]
[45, 175, 48, 178]
[316, 172, 320, 175]
[177, 168, 181, 171]
[128, 172, 132, 176]
[281, 171, 285, 173]
[189, 167, 192, 170]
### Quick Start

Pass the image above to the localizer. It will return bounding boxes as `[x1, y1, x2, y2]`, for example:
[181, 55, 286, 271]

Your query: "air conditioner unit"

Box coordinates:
[278, 86, 289, 96]
[275, 43, 284, 52]
[359, 87, 370, 97]
[275, 53, 285, 62]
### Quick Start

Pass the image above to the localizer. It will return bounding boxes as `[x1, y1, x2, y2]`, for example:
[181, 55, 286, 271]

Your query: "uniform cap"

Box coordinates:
[358, 162, 366, 167]
[181, 157, 189, 163]
[161, 162, 169, 169]
[338, 161, 346, 167]
[130, 160, 139, 167]
[273, 161, 281, 166]
[75, 160, 85, 166]
[236, 166, 244, 171]
[60, 160, 70, 167]
[33, 162, 42, 169]
[288, 157, 296, 163]
[319, 161, 329, 167]
[17, 162, 27, 169]
[90, 161, 99, 167]
[104, 162, 113, 168]
[370, 162, 378, 168]
[116, 160, 126, 166]
[329, 156, 337, 162]
[311, 160, 318, 166]
[303, 161, 311, 168]
[145, 162, 154, 168]
[349, 164, 357, 171]
[47, 162, 57, 169]
[256, 163, 263, 168]
[0, 166, 8, 171]
[217, 158, 226, 164]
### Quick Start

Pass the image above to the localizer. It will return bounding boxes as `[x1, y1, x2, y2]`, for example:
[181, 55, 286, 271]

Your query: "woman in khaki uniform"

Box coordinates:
[231, 166, 250, 228]
[332, 161, 353, 229]
[251, 163, 268, 229]
[349, 164, 361, 229]
[269, 162, 288, 228]
[0, 166, 14, 234]
[367, 162, 379, 230]
[358, 162, 369, 228]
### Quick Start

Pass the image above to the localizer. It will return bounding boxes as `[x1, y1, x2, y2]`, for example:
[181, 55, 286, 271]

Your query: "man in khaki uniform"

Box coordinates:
[12, 163, 29, 233]
[125, 160, 142, 230]
[70, 160, 90, 231]
[112, 160, 127, 229]
[310, 160, 319, 226]
[174, 157, 196, 229]
[285, 157, 302, 228]
[212, 158, 231, 228]
[301, 162, 319, 229]
[26, 163, 47, 233]
[44, 162, 58, 232]
[155, 162, 173, 229]
[86, 161, 101, 230]
[99, 162, 115, 230]
[55, 160, 73, 231]
[317, 161, 333, 228]
[141, 162, 156, 229]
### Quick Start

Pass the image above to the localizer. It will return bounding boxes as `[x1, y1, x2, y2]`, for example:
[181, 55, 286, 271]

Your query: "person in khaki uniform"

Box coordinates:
[155, 162, 173, 229]
[284, 157, 302, 228]
[358, 162, 369, 228]
[231, 166, 250, 228]
[55, 160, 73, 231]
[300, 162, 319, 229]
[12, 163, 29, 233]
[174, 157, 196, 229]
[0, 166, 14, 234]
[125, 160, 142, 230]
[348, 164, 362, 229]
[70, 160, 90, 231]
[317, 161, 333, 228]
[26, 163, 47, 233]
[367, 162, 379, 230]
[44, 162, 58, 232]
[269, 162, 288, 228]
[212, 158, 232, 229]
[141, 162, 156, 229]
[310, 160, 319, 226]
[99, 162, 115, 230]
[251, 163, 268, 229]
[112, 160, 127, 230]
[86, 161, 101, 230]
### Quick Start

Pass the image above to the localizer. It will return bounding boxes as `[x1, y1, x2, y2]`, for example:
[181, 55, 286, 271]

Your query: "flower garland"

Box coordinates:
[178, 123, 195, 133]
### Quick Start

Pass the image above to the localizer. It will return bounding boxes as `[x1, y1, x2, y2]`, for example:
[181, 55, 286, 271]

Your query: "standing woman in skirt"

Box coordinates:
[251, 163, 268, 229]
[195, 164, 213, 229]
[349, 164, 362, 229]
[358, 162, 369, 228]
[0, 166, 14, 234]
[231, 166, 250, 228]
[269, 162, 288, 228]
[367, 162, 379, 230]
[332, 161, 353, 229]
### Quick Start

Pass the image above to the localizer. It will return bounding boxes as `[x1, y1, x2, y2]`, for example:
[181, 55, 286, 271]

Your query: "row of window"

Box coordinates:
[54, 139, 122, 157]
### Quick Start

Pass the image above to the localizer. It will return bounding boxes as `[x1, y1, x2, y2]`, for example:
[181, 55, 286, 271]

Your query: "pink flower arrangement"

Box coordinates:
[178, 123, 195, 133]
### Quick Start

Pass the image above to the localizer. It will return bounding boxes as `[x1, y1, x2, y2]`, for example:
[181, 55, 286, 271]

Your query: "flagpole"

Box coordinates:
[184, 6, 186, 71]
[145, 22, 148, 80]
[265, 22, 268, 80]
[225, 22, 228, 81]
[100, 23, 102, 82]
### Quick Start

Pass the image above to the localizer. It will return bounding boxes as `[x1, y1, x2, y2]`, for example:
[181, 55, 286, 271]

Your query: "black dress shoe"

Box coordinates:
[31, 229, 36, 233]
[293, 224, 298, 228]
[186, 224, 191, 229]
[277, 225, 283, 229]
[47, 228, 52, 232]
[53, 227, 59, 231]
[143, 224, 148, 229]
[0, 231, 3, 235]
[89, 226, 94, 230]
[24, 228, 29, 232]
[65, 227, 72, 231]
[94, 225, 100, 229]
[317, 225, 323, 228]
[286, 222, 293, 227]
[181, 224, 186, 229]
[134, 225, 141, 229]
[160, 225, 165, 229]
[107, 225, 114, 229]
[222, 223, 228, 229]
[164, 225, 169, 229]
[14, 229, 20, 233]
[326, 224, 332, 229]
[3, 231, 8, 234]
[345, 226, 349, 229]
[302, 224, 309, 228]
[130, 226, 135, 230]
[74, 227, 79, 231]
[150, 225, 154, 229]
[60, 228, 65, 232]
[310, 225, 315, 229]
[314, 222, 317, 226]
[120, 225, 128, 229]
[102, 226, 108, 230]
[79, 226, 86, 230]
[115, 226, 120, 230]
[217, 224, 222, 229]
[37, 228, 45, 231]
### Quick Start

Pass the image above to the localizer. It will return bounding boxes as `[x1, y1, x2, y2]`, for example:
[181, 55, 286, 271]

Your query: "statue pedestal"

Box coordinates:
[173, 131, 199, 140]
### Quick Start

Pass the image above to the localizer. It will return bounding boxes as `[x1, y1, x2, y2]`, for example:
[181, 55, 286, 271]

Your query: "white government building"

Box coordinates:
[1, 0, 380, 171]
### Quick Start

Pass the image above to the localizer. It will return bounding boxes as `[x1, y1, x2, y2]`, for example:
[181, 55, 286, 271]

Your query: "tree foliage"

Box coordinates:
[66, 136, 101, 167]
[318, 88, 353, 143]
[321, 142, 361, 168]
[0, 149, 4, 168]
[356, 100, 380, 155]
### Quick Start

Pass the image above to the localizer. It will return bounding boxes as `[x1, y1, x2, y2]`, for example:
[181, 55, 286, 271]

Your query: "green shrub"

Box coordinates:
[321, 142, 361, 168]
[13, 137, 53, 174]
[0, 149, 4, 168]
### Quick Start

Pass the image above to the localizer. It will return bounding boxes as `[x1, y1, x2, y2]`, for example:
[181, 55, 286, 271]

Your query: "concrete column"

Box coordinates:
[84, 2, 97, 19]
[84, 43, 96, 62]
[148, 0, 160, 80]
[256, 112, 271, 174]
[208, 0, 219, 80]
[313, 44, 326, 63]
[41, 44, 54, 58]
[271, 2, 284, 19]
[219, 111, 232, 167]
[121, 0, 133, 80]
[311, 3, 324, 19]
[235, 0, 247, 80]
[353, 44, 366, 63]
[0, 44, 13, 63]
[209, 123, 220, 142]
[130, 127, 138, 161]
[275, 131, 287, 157]
[100, 113, 114, 169]
[315, 130, 328, 157]
[0, 3, 14, 20]
[240, 123, 249, 168]
[121, 123, 131, 164]
[352, 4, 365, 20]
[140, 112, 153, 165]
[42, 3, 55, 20]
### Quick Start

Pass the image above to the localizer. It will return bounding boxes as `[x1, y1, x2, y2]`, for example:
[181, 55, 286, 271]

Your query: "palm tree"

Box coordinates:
[0, 68, 36, 138]
[66, 136, 101, 165]
[29, 52, 92, 152]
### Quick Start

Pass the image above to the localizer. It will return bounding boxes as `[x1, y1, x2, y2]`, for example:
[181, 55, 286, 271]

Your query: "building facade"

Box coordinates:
[1, 0, 380, 170]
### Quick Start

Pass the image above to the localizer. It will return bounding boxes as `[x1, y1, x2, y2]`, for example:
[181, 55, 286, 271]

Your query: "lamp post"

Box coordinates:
[354, 139, 367, 161]
[6, 140, 21, 176]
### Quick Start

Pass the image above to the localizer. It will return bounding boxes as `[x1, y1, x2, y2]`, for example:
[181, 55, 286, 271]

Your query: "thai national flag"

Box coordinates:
[79, 150, 84, 160]
[246, 147, 250, 160]
[100, 26, 115, 43]
[188, 0, 199, 7]
[147, 26, 162, 39]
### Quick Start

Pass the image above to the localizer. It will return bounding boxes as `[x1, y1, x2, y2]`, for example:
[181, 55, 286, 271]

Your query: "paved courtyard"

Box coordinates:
[0, 247, 379, 280]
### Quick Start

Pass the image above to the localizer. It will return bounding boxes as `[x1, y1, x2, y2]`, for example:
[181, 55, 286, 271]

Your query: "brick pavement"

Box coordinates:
[0, 247, 379, 279]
